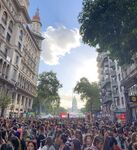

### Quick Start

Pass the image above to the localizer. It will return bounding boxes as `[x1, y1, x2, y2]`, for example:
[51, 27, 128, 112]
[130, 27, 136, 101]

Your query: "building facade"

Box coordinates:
[97, 52, 126, 121]
[0, 0, 44, 116]
[121, 63, 137, 121]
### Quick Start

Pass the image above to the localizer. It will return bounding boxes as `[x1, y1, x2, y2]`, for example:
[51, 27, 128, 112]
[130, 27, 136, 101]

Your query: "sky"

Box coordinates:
[29, 0, 98, 108]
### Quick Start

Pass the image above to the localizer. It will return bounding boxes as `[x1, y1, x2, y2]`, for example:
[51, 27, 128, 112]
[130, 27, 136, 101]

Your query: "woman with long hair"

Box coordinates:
[26, 141, 37, 150]
[82, 134, 94, 150]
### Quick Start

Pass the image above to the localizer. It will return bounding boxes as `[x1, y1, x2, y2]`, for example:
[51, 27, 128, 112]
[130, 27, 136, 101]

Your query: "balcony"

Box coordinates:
[102, 95, 112, 104]
[101, 77, 111, 88]
[122, 64, 137, 80]
[104, 69, 109, 75]
[0, 24, 5, 37]
[97, 53, 108, 67]
[111, 80, 118, 87]
[104, 61, 109, 67]
[111, 70, 116, 77]
[110, 61, 115, 68]
[113, 91, 119, 98]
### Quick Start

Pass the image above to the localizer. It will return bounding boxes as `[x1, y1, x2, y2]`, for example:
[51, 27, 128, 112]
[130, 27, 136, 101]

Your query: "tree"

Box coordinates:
[80, 107, 86, 114]
[33, 71, 62, 114]
[74, 77, 100, 112]
[0, 91, 11, 117]
[79, 0, 137, 65]
[51, 106, 67, 115]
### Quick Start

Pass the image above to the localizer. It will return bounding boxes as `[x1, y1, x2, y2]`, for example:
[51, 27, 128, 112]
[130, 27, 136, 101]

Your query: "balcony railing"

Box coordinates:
[111, 80, 118, 87]
[104, 69, 109, 75]
[101, 77, 111, 88]
[102, 95, 112, 104]
[111, 70, 116, 77]
[122, 63, 137, 80]
[113, 92, 119, 98]
[0, 24, 5, 37]
[110, 61, 115, 68]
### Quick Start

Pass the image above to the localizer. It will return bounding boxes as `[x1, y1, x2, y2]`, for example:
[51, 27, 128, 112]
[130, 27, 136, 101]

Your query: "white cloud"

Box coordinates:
[42, 26, 81, 65]
[75, 57, 99, 83]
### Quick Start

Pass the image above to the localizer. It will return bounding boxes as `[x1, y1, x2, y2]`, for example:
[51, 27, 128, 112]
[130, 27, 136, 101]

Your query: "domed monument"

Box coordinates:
[72, 97, 78, 113]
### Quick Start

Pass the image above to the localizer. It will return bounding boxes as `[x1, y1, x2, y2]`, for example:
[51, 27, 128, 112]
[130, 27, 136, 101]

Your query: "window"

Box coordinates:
[6, 33, 11, 43]
[15, 55, 19, 64]
[121, 97, 124, 105]
[120, 86, 122, 92]
[117, 98, 120, 106]
[4, 48, 8, 57]
[19, 30, 23, 41]
[0, 24, 5, 36]
[18, 42, 21, 50]
[12, 69, 17, 80]
[29, 99, 31, 107]
[118, 74, 121, 81]
[8, 21, 13, 33]
[21, 96, 24, 105]
[17, 94, 20, 104]
[2, 11, 8, 25]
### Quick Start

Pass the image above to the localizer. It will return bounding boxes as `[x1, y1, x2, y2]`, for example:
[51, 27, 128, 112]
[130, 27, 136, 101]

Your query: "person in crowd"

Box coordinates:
[103, 130, 117, 150]
[9, 136, 21, 150]
[129, 132, 137, 150]
[75, 129, 83, 145]
[58, 133, 70, 150]
[115, 129, 127, 150]
[37, 126, 46, 149]
[42, 136, 55, 150]
[82, 134, 93, 150]
[71, 139, 81, 150]
[132, 142, 137, 150]
[26, 141, 37, 150]
[92, 135, 104, 150]
[0, 143, 14, 150]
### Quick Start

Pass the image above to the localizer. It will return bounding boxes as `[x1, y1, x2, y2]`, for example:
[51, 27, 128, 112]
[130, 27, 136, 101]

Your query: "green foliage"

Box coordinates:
[79, 0, 137, 65]
[52, 106, 67, 115]
[33, 71, 62, 114]
[0, 91, 11, 117]
[80, 107, 86, 113]
[74, 77, 100, 112]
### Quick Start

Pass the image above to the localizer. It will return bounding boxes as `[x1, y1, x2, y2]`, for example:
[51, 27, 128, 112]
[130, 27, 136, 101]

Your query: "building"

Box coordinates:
[72, 96, 78, 113]
[121, 63, 137, 121]
[97, 52, 126, 121]
[0, 0, 44, 116]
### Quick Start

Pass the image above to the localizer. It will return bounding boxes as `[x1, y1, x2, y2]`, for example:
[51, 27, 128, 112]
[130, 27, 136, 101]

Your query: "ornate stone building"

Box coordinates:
[0, 0, 44, 116]
[97, 52, 126, 120]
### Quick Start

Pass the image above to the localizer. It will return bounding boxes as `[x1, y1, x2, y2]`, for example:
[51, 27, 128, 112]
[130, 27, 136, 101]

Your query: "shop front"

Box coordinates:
[114, 110, 126, 123]
[128, 96, 137, 121]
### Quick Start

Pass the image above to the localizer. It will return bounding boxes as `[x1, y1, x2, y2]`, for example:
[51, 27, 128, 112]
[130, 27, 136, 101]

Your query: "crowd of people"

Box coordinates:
[0, 117, 137, 150]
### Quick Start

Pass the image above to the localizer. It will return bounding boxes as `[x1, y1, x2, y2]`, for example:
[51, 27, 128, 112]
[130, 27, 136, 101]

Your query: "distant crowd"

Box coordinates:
[0, 117, 137, 150]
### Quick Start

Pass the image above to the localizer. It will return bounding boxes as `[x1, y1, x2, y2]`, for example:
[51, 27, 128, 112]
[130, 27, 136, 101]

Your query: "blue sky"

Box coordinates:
[29, 0, 98, 108]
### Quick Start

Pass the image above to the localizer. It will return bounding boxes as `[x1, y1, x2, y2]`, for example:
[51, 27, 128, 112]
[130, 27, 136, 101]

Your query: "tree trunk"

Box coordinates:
[1, 107, 5, 117]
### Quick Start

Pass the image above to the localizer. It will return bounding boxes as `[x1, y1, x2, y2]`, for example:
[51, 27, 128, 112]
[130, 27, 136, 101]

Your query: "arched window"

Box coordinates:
[19, 30, 23, 41]
[2, 11, 8, 25]
[8, 20, 13, 33]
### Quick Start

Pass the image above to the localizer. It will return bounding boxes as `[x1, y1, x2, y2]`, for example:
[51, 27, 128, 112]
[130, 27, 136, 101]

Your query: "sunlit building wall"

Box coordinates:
[0, 0, 44, 116]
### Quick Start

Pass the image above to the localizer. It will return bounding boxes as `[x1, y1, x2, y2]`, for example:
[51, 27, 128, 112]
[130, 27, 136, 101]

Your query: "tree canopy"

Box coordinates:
[74, 77, 100, 112]
[33, 71, 62, 114]
[79, 0, 137, 65]
[0, 91, 11, 117]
